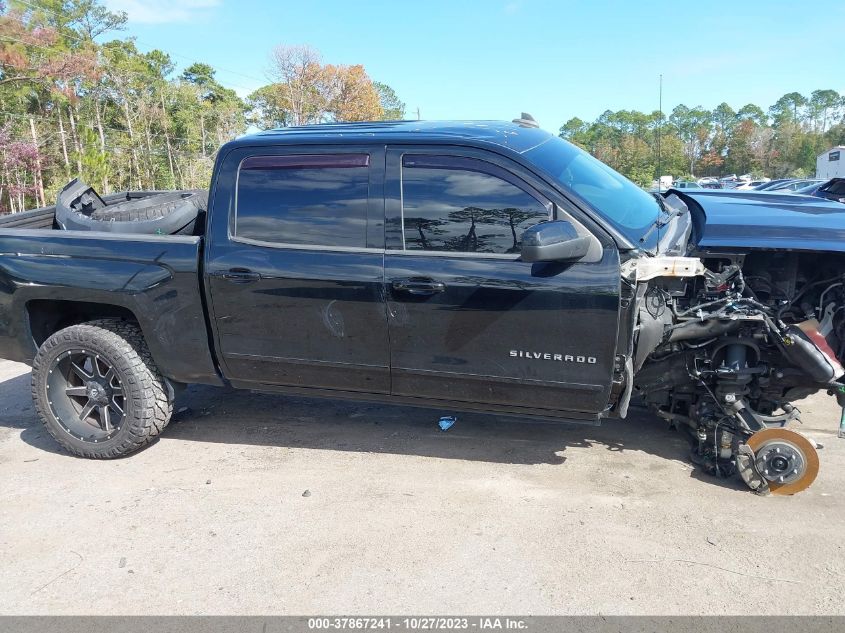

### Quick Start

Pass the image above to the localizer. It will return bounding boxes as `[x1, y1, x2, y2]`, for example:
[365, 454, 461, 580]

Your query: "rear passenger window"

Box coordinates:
[236, 154, 369, 247]
[401, 155, 550, 254]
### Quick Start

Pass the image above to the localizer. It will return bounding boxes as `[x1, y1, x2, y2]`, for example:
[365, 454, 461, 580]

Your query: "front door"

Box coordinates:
[384, 147, 620, 416]
[205, 146, 390, 393]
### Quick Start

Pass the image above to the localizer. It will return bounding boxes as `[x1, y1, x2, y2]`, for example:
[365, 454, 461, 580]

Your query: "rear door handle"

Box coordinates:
[391, 277, 447, 296]
[214, 268, 261, 284]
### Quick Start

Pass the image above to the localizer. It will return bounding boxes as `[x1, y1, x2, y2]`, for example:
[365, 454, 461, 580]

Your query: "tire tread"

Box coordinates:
[31, 319, 173, 459]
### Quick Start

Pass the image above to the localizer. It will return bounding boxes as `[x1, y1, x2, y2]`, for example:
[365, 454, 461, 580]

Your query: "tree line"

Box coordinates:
[559, 91, 845, 186]
[4, 1, 844, 214]
[0, 0, 405, 213]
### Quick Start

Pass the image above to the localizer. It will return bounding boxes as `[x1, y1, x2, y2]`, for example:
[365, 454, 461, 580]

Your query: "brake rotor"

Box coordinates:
[746, 428, 819, 495]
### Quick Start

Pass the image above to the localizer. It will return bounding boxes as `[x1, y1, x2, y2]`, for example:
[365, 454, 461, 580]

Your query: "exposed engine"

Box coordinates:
[628, 250, 845, 494]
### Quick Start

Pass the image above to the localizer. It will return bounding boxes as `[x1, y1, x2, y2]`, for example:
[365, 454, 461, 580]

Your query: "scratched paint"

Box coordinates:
[322, 300, 346, 338]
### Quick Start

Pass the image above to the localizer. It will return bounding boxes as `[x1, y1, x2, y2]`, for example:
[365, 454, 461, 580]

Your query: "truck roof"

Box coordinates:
[227, 120, 555, 154]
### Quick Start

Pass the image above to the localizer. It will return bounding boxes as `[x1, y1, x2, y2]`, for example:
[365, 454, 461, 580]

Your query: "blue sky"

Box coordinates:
[103, 0, 845, 131]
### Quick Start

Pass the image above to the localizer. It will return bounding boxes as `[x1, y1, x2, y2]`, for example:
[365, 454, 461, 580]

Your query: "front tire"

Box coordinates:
[31, 319, 173, 458]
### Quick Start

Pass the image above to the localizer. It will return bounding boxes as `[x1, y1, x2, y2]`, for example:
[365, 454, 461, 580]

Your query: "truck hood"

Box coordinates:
[675, 190, 845, 253]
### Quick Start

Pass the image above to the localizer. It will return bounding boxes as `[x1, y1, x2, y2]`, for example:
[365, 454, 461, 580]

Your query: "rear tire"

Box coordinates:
[31, 319, 173, 458]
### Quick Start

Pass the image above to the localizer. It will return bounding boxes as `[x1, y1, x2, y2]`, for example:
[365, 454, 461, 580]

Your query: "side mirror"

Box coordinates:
[520, 220, 591, 263]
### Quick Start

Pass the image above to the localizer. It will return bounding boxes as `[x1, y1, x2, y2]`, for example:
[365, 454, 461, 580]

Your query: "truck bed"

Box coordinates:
[0, 190, 179, 231]
[0, 220, 220, 386]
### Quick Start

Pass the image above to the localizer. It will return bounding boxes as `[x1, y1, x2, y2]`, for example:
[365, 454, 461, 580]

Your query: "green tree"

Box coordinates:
[559, 117, 590, 147]
[769, 92, 808, 126]
[808, 89, 841, 133]
[669, 104, 711, 175]
[710, 102, 736, 160]
[555, 90, 843, 184]
[374, 81, 404, 120]
[246, 83, 290, 129]
[737, 103, 767, 126]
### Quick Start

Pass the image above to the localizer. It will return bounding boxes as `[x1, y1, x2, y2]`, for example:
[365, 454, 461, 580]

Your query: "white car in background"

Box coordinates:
[734, 180, 769, 190]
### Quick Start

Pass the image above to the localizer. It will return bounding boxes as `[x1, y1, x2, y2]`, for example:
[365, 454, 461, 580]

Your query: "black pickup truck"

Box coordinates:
[2, 119, 845, 495]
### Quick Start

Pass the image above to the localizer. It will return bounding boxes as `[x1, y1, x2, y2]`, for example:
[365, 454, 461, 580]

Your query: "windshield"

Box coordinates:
[523, 136, 660, 246]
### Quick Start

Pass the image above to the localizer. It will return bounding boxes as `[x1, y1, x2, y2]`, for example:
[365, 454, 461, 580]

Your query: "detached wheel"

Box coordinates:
[31, 319, 173, 458]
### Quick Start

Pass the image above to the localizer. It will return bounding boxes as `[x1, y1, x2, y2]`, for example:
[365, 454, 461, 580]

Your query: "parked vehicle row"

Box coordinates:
[794, 178, 845, 203]
[753, 178, 791, 191]
[690, 177, 844, 206]
[695, 176, 764, 190]
[757, 179, 826, 192]
[685, 177, 830, 193]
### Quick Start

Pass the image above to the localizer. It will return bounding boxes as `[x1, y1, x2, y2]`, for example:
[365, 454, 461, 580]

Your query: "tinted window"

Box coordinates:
[236, 154, 369, 247]
[401, 155, 550, 254]
[523, 136, 660, 240]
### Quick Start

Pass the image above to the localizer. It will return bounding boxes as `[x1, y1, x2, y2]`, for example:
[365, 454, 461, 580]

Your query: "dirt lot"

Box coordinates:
[0, 358, 843, 615]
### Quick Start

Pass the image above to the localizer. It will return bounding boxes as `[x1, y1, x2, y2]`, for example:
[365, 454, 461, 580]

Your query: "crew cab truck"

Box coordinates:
[3, 120, 845, 495]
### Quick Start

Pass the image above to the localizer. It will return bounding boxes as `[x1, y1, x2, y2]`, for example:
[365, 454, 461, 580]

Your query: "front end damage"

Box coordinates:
[619, 198, 845, 495]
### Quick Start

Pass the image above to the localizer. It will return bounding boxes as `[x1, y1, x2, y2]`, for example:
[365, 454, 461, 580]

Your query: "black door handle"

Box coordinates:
[215, 268, 260, 284]
[391, 277, 446, 296]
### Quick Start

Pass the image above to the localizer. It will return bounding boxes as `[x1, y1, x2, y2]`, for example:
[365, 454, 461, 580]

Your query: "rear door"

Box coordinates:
[205, 145, 389, 393]
[384, 146, 621, 416]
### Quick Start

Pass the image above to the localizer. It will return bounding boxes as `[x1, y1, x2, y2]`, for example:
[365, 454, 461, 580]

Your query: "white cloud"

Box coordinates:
[104, 0, 221, 24]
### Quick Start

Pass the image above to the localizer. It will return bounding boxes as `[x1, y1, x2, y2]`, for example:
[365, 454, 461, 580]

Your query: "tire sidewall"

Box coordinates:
[106, 191, 191, 213]
[33, 325, 144, 456]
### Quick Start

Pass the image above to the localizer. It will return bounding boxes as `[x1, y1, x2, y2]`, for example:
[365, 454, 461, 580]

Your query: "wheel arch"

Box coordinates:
[27, 299, 137, 347]
[23, 297, 222, 387]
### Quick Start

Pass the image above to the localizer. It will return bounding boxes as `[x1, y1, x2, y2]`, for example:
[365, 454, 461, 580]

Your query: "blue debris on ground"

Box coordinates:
[438, 416, 457, 432]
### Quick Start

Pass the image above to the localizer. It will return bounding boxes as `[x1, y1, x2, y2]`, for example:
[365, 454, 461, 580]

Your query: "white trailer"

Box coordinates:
[817, 146, 845, 179]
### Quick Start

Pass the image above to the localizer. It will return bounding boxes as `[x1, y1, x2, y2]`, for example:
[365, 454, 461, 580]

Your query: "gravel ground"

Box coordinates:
[0, 358, 843, 615]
